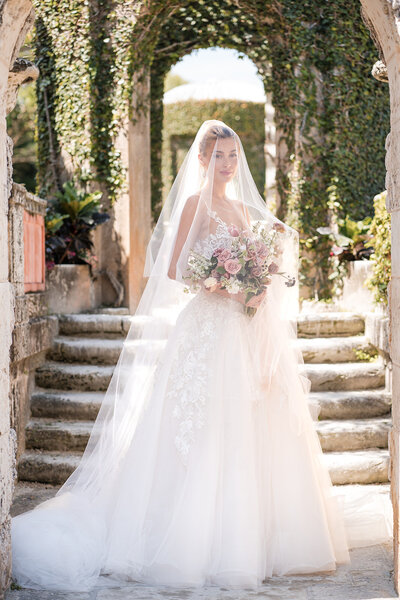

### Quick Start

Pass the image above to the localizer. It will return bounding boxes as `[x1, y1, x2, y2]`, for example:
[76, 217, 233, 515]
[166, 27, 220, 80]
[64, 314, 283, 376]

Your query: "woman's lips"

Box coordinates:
[220, 171, 232, 175]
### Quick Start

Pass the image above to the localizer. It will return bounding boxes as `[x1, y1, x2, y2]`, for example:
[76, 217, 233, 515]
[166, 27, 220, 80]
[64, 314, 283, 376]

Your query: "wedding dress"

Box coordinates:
[11, 121, 393, 592]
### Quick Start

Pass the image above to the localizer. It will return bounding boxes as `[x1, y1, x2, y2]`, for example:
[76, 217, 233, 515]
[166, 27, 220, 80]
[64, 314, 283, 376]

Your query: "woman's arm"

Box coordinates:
[168, 194, 200, 280]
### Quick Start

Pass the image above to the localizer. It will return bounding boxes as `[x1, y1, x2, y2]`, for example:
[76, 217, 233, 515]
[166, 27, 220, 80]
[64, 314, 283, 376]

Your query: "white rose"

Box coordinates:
[227, 280, 241, 294]
[204, 276, 218, 289]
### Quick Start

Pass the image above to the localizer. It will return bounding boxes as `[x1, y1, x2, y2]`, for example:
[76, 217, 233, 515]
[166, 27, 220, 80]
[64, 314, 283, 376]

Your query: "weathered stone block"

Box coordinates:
[46, 265, 96, 314]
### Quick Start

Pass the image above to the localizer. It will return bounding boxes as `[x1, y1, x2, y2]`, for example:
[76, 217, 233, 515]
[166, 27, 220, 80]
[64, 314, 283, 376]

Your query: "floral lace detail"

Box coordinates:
[192, 211, 233, 260]
[165, 289, 234, 466]
[166, 296, 215, 465]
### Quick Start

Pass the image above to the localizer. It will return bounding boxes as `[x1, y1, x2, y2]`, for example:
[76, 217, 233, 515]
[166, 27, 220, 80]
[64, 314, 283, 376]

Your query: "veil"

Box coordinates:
[14, 120, 377, 592]
[56, 119, 309, 499]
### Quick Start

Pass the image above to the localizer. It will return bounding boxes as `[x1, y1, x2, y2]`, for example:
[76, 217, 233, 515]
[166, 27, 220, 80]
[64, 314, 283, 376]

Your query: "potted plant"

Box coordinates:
[45, 181, 110, 313]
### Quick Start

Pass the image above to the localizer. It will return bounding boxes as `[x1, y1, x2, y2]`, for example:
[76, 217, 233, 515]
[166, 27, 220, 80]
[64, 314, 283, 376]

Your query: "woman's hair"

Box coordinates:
[199, 124, 236, 156]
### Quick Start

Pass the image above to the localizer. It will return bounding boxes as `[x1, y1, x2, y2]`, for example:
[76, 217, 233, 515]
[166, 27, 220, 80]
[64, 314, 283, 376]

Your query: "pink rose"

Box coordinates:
[251, 265, 262, 277]
[224, 259, 241, 274]
[217, 249, 232, 265]
[247, 246, 257, 259]
[255, 241, 269, 259]
[228, 225, 240, 237]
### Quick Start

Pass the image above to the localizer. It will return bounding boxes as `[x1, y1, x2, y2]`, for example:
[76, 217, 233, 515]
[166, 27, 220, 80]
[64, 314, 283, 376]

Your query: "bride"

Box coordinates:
[11, 120, 392, 592]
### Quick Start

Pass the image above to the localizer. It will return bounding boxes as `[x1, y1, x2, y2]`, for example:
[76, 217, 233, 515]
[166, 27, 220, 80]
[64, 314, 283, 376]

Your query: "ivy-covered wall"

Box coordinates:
[33, 0, 389, 298]
[159, 100, 266, 222]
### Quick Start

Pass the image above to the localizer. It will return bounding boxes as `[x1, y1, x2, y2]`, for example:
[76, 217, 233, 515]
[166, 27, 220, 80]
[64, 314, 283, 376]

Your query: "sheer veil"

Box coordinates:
[56, 119, 307, 499]
[11, 119, 392, 592]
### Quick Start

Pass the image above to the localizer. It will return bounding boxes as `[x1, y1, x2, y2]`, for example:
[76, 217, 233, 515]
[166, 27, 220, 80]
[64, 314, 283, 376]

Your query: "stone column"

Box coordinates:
[0, 2, 36, 597]
[360, 0, 400, 592]
[128, 71, 152, 314]
[264, 91, 277, 211]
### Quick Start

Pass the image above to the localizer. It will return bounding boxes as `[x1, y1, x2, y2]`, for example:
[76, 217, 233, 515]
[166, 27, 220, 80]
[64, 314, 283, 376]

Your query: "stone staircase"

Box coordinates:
[17, 309, 391, 487]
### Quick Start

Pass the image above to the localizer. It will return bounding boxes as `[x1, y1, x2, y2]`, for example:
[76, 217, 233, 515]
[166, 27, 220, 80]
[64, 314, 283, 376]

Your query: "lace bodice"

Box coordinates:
[192, 208, 251, 261]
[191, 210, 233, 260]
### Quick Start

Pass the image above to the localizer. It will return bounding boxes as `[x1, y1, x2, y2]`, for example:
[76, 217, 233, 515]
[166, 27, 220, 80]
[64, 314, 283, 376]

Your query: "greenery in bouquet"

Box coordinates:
[183, 221, 296, 317]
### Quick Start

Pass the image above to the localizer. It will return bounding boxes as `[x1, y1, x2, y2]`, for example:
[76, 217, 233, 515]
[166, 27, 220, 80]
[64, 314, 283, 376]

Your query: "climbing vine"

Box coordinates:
[33, 0, 389, 297]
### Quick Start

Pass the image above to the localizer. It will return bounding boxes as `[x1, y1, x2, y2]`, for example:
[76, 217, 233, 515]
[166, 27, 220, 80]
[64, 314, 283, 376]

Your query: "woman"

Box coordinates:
[11, 120, 392, 592]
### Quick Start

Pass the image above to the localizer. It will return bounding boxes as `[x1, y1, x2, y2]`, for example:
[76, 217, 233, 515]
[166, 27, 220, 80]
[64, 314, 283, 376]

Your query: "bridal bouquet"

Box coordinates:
[183, 220, 296, 317]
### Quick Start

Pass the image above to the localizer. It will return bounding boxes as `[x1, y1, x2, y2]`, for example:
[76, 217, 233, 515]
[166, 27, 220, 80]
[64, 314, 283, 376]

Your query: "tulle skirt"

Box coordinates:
[11, 288, 393, 591]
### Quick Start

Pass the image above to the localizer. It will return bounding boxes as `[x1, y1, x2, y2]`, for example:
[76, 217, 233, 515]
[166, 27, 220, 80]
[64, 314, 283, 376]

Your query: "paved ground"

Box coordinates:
[5, 483, 398, 600]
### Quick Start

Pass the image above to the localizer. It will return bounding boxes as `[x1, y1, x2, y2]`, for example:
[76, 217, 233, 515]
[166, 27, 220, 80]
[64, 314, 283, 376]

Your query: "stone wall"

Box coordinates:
[8, 182, 58, 458]
[0, 1, 39, 597]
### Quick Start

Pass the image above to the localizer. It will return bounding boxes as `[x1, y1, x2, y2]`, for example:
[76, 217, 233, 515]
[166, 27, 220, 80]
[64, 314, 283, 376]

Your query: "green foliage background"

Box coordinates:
[366, 190, 391, 305]
[32, 0, 389, 296]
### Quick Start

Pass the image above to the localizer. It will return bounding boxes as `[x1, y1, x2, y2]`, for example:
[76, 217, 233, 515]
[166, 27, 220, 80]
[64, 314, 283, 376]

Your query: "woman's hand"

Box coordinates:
[204, 285, 266, 309]
[245, 289, 267, 308]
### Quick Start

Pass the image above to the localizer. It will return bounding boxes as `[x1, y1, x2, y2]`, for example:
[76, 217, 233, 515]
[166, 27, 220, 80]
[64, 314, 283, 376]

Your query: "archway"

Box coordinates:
[2, 0, 400, 595]
[127, 0, 399, 588]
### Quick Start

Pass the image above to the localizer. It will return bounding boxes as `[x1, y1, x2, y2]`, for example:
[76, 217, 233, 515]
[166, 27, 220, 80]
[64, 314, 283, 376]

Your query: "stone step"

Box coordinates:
[297, 336, 375, 364]
[322, 449, 389, 485]
[315, 417, 391, 452]
[303, 361, 385, 392]
[49, 336, 124, 364]
[311, 389, 391, 420]
[91, 307, 130, 315]
[18, 447, 390, 486]
[30, 388, 392, 422]
[35, 361, 114, 391]
[25, 415, 391, 455]
[58, 311, 365, 340]
[297, 312, 364, 338]
[18, 450, 81, 485]
[58, 313, 138, 336]
[26, 419, 93, 451]
[57, 310, 176, 338]
[31, 389, 104, 420]
[48, 334, 377, 367]
[48, 336, 167, 365]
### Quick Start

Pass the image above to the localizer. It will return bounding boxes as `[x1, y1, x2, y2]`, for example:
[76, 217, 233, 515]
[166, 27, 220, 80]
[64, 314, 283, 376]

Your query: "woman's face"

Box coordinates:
[199, 137, 238, 184]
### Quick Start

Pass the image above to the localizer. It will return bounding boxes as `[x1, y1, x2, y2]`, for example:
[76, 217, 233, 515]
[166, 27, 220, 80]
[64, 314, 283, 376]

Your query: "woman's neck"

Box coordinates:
[210, 181, 228, 203]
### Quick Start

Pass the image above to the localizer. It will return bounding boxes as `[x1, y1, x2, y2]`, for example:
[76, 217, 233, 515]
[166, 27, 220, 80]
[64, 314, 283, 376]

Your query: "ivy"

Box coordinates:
[33, 0, 389, 298]
[366, 190, 391, 306]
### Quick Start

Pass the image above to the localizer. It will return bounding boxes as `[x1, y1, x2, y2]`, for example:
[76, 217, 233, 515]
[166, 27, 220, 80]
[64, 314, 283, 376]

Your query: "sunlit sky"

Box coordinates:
[169, 47, 264, 92]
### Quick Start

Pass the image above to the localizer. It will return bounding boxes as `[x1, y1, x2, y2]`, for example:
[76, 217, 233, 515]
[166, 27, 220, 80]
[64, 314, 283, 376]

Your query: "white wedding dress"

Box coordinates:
[11, 220, 393, 591]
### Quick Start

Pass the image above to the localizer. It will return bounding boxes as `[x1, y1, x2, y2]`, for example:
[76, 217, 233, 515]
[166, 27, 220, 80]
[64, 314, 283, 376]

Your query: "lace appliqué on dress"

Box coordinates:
[192, 211, 233, 260]
[165, 294, 217, 466]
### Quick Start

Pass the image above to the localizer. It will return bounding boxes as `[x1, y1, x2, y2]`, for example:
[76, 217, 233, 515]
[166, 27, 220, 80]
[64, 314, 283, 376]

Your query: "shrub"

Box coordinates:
[366, 190, 391, 305]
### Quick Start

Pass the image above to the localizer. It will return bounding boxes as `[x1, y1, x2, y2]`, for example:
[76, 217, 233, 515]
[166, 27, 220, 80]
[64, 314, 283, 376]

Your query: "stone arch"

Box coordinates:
[1, 0, 400, 595]
[360, 0, 400, 590]
[127, 0, 400, 589]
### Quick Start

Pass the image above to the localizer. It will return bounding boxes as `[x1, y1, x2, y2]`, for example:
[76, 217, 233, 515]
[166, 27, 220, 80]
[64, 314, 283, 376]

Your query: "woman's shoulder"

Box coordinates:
[182, 192, 203, 216]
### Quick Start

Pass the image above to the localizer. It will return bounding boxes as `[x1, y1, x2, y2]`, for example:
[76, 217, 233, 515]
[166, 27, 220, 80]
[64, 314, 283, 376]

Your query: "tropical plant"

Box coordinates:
[45, 181, 110, 270]
[317, 215, 374, 263]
